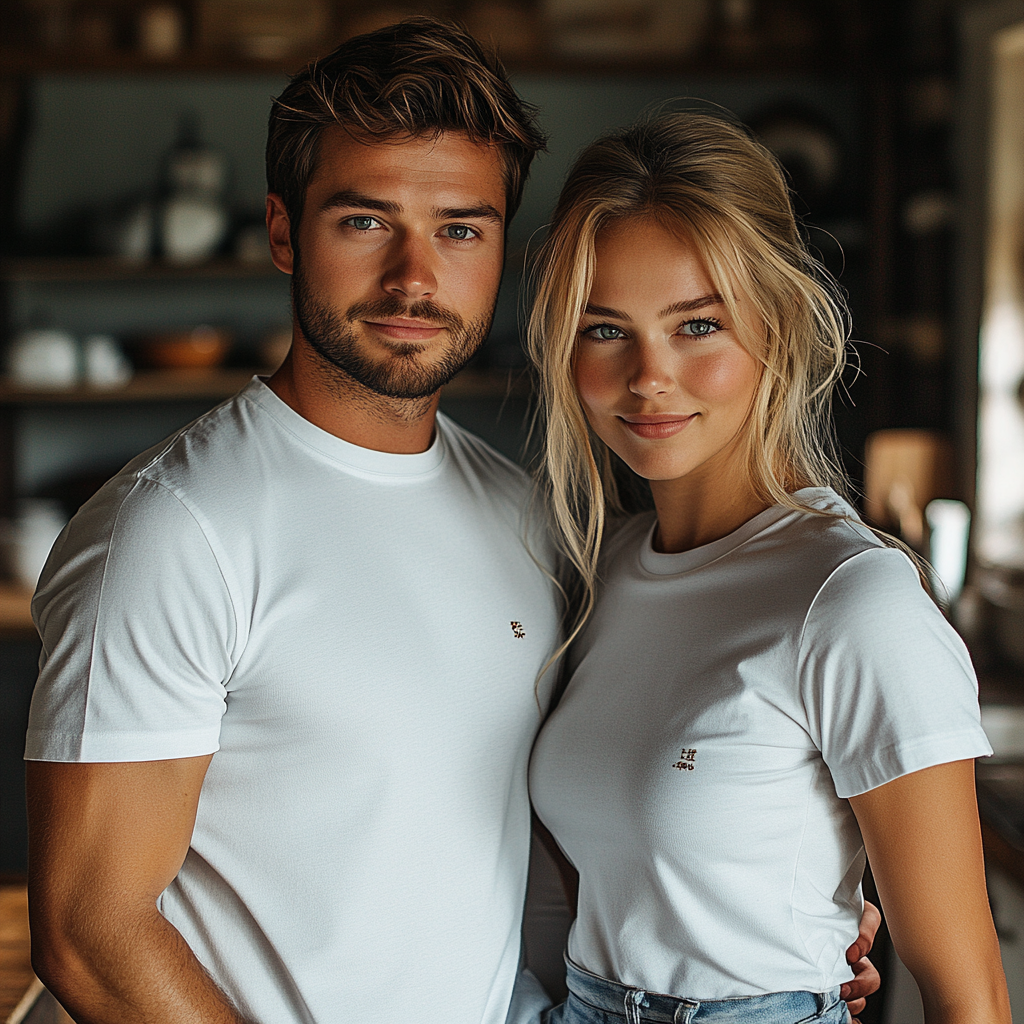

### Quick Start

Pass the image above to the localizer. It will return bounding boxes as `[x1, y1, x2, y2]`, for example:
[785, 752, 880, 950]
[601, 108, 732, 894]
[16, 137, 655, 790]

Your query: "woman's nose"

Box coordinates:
[628, 342, 676, 399]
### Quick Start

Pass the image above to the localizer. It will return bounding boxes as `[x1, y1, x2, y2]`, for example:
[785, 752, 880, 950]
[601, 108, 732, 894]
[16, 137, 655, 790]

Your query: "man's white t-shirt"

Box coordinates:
[26, 378, 561, 1024]
[530, 488, 991, 1001]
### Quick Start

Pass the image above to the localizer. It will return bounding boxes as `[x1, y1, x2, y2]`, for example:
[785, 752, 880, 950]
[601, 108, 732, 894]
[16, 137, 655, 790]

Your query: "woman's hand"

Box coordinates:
[850, 759, 1011, 1024]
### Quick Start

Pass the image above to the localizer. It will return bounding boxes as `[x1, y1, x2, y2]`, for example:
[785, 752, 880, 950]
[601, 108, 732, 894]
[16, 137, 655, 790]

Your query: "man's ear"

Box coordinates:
[266, 194, 294, 274]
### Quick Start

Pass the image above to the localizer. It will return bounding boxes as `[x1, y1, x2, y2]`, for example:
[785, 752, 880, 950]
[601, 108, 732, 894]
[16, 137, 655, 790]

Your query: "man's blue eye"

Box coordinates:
[446, 225, 475, 240]
[349, 217, 377, 230]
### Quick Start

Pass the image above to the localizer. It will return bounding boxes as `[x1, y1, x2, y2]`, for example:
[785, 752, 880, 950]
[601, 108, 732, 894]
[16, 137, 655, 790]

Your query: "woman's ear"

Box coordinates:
[266, 194, 294, 274]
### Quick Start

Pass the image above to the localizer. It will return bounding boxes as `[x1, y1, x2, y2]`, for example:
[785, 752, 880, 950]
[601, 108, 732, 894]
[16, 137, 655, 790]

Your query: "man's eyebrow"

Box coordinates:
[433, 204, 504, 225]
[318, 190, 402, 215]
[316, 192, 503, 226]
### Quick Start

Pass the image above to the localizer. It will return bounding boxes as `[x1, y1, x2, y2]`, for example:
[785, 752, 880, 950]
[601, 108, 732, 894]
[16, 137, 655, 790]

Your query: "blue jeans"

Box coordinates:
[542, 956, 849, 1024]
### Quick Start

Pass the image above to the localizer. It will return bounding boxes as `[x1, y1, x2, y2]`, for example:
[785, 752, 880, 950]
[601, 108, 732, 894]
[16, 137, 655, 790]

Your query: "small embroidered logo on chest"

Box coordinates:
[672, 748, 697, 771]
[510, 621, 526, 639]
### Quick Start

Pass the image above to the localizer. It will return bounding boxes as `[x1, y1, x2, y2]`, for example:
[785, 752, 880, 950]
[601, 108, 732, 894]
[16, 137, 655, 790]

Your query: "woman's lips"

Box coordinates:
[364, 319, 445, 341]
[619, 415, 696, 439]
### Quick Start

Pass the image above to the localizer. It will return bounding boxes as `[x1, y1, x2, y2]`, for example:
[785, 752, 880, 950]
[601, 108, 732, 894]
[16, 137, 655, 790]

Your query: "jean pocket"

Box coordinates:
[795, 993, 849, 1024]
[547, 993, 629, 1024]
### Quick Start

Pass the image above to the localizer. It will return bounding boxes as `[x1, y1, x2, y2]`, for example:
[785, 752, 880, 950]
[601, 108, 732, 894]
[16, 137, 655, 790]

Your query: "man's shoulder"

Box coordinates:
[436, 413, 531, 491]
[117, 382, 268, 490]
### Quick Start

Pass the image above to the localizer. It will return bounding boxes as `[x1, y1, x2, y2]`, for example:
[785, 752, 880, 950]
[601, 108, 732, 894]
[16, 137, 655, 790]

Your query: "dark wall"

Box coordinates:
[1, 636, 40, 875]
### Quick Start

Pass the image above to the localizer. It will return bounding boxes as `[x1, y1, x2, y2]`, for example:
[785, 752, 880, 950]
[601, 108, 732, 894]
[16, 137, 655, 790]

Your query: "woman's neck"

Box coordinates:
[649, 473, 770, 554]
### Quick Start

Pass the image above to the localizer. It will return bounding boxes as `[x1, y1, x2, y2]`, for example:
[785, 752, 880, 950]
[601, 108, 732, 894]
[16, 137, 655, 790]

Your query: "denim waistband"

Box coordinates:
[564, 955, 842, 1024]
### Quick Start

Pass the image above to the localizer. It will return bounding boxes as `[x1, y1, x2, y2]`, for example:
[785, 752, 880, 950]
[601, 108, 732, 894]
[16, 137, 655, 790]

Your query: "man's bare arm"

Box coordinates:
[27, 756, 252, 1024]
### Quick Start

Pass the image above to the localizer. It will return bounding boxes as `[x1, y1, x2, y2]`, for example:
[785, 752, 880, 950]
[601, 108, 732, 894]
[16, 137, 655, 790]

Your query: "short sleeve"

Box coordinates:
[798, 546, 992, 798]
[25, 476, 240, 762]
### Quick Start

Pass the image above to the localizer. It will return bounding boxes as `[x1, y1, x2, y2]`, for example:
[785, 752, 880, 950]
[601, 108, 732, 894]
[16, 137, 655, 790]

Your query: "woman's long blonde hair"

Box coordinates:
[528, 112, 853, 649]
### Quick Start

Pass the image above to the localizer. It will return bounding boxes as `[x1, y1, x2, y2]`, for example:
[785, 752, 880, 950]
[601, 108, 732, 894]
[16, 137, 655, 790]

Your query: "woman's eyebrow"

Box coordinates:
[658, 294, 724, 317]
[583, 303, 629, 320]
[583, 295, 725, 321]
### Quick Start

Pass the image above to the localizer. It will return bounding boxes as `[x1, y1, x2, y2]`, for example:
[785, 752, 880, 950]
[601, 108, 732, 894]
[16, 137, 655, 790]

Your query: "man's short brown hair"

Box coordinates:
[266, 17, 546, 235]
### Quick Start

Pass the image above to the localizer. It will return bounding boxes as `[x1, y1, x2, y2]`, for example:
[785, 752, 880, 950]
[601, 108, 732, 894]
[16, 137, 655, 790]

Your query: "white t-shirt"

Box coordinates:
[529, 488, 991, 1000]
[26, 378, 561, 1024]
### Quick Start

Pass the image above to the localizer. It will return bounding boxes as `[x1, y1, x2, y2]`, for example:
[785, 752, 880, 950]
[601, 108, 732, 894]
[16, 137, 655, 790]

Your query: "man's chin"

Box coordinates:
[347, 354, 472, 401]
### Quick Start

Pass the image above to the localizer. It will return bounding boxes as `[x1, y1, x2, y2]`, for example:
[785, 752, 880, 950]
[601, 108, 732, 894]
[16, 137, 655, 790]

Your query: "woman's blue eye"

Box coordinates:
[347, 216, 379, 231]
[681, 319, 721, 337]
[591, 325, 624, 341]
[445, 225, 476, 240]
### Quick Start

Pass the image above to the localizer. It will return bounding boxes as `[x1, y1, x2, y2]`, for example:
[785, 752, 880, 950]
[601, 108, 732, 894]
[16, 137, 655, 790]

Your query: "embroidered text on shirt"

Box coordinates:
[672, 748, 697, 771]
[510, 621, 526, 639]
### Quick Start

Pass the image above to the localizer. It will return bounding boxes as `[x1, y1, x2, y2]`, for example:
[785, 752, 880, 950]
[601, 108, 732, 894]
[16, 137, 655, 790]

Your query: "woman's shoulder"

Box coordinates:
[730, 488, 931, 632]
[599, 511, 657, 565]
[774, 487, 894, 569]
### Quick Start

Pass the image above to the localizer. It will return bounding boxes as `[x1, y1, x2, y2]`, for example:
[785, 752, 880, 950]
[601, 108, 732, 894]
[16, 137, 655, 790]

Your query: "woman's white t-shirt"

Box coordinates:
[529, 488, 991, 1000]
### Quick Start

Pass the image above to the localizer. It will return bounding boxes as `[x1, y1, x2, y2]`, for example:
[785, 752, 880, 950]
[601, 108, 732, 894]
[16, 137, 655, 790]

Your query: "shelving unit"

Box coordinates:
[0, 33, 870, 79]
[1, 258, 279, 283]
[0, 1, 888, 629]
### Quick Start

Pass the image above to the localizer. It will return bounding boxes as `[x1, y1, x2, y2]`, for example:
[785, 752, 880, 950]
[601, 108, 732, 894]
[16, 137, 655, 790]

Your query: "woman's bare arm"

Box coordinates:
[849, 759, 1010, 1024]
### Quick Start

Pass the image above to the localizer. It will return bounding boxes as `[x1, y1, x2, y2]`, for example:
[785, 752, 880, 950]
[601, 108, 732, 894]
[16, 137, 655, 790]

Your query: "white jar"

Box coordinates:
[83, 334, 132, 388]
[161, 194, 228, 265]
[8, 499, 68, 589]
[8, 328, 79, 388]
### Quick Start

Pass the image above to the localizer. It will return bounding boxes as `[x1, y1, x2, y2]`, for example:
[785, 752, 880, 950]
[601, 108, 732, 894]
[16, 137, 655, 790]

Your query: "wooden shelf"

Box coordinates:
[0, 46, 857, 80]
[0, 367, 530, 405]
[2, 258, 281, 283]
[0, 368, 261, 405]
[0, 48, 311, 75]
[0, 585, 35, 635]
[0, 885, 34, 1024]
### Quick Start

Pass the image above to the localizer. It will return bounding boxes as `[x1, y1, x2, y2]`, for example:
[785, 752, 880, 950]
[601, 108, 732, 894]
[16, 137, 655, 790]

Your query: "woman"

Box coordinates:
[527, 113, 1009, 1024]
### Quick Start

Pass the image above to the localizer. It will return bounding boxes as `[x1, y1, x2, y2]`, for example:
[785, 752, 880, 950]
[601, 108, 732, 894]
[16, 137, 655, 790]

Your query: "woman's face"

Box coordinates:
[573, 217, 762, 489]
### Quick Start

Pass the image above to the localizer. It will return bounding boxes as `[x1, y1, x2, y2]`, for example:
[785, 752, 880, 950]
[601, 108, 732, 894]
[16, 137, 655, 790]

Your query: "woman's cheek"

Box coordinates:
[573, 353, 618, 414]
[687, 347, 758, 403]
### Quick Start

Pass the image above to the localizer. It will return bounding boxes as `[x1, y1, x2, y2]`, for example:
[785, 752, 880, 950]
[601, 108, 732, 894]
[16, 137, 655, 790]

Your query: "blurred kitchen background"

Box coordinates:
[0, 1, 1023, 1022]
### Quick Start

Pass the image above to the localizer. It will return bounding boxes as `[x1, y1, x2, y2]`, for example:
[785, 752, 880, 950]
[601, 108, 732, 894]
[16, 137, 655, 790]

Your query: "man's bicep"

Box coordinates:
[28, 755, 213, 914]
[29, 480, 238, 764]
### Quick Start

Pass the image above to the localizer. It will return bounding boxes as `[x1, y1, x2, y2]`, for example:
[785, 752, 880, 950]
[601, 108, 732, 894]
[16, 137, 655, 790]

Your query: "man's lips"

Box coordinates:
[363, 318, 448, 341]
[618, 414, 697, 439]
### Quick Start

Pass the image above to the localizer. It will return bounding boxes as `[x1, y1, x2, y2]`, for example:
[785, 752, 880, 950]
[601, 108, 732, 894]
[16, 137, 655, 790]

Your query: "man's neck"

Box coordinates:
[265, 349, 440, 455]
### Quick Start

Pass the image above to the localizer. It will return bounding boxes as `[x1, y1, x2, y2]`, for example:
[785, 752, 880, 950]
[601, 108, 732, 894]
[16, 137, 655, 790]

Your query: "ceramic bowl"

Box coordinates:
[137, 327, 231, 369]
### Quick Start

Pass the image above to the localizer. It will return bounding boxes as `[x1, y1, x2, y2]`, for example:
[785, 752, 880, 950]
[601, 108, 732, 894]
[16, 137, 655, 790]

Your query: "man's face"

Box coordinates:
[282, 129, 507, 399]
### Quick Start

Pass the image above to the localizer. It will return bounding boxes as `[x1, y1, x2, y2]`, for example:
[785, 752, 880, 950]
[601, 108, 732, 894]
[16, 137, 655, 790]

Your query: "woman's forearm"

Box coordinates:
[849, 759, 1011, 1024]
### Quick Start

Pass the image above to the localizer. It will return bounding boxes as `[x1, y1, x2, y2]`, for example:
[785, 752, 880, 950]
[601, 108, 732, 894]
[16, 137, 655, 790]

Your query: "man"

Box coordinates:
[24, 18, 878, 1024]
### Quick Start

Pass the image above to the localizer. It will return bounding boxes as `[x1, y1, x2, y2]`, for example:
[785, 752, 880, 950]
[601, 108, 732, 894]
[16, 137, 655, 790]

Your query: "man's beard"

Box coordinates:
[292, 260, 492, 400]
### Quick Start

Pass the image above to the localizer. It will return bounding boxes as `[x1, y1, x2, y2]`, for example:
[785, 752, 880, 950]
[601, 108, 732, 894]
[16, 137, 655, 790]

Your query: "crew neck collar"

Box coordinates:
[638, 487, 842, 576]
[242, 377, 446, 478]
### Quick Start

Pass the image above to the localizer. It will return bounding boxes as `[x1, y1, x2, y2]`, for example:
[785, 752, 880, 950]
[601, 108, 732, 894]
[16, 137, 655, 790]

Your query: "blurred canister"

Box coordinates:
[83, 334, 132, 388]
[8, 328, 79, 388]
[5, 499, 68, 589]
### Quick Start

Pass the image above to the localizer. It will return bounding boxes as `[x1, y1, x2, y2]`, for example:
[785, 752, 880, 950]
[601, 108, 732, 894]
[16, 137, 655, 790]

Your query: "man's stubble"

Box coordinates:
[292, 255, 494, 401]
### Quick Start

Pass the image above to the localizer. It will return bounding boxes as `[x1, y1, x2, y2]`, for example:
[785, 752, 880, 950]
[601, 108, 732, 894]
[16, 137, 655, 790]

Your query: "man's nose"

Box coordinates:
[381, 233, 438, 301]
